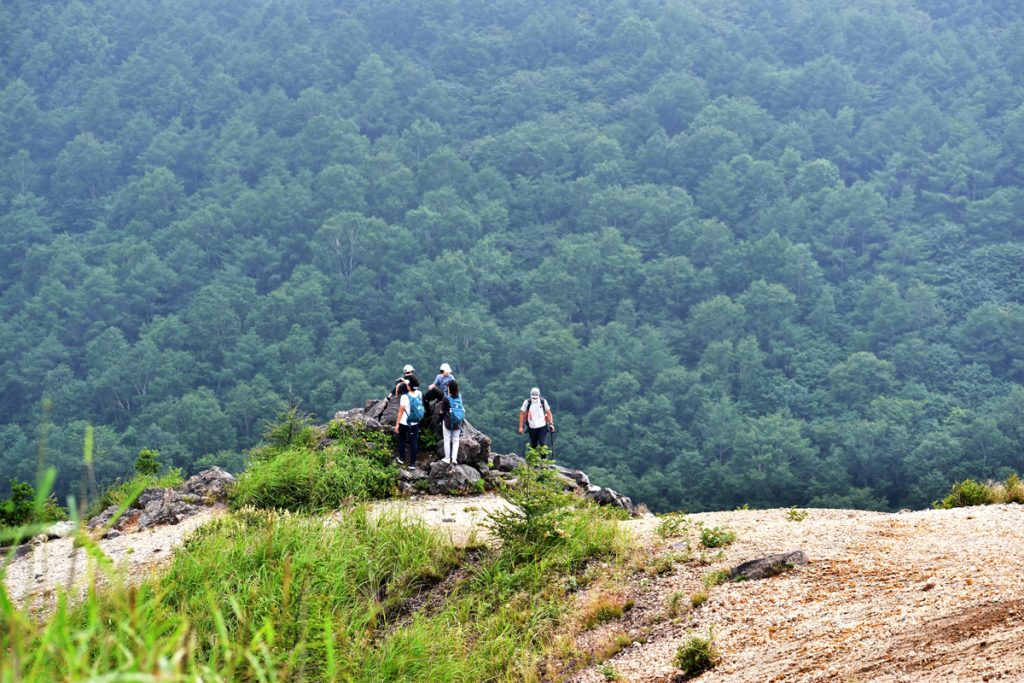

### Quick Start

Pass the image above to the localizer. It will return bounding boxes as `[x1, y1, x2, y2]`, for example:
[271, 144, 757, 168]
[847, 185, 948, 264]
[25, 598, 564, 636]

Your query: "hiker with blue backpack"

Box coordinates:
[518, 387, 554, 449]
[394, 380, 425, 466]
[438, 380, 465, 464]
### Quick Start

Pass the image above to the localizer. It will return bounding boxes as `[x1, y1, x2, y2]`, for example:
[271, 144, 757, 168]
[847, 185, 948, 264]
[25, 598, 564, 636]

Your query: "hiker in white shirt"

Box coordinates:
[517, 387, 553, 449]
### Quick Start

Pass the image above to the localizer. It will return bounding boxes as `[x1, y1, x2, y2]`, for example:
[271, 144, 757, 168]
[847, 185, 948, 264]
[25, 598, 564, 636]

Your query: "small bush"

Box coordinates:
[786, 506, 808, 522]
[1, 478, 67, 528]
[699, 525, 736, 548]
[702, 570, 731, 588]
[690, 591, 709, 608]
[934, 478, 992, 509]
[580, 592, 630, 629]
[134, 449, 161, 476]
[667, 591, 686, 618]
[656, 512, 689, 538]
[674, 629, 720, 679]
[262, 406, 317, 452]
[600, 664, 623, 681]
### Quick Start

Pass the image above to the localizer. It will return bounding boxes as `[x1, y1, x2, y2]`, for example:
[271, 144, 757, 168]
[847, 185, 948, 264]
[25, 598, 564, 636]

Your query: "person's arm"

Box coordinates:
[518, 402, 527, 433]
[545, 403, 554, 431]
[394, 403, 405, 433]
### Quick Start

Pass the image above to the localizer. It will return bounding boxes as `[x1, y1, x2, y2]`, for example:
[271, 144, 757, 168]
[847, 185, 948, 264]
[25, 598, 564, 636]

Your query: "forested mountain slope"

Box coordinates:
[2, 0, 1023, 511]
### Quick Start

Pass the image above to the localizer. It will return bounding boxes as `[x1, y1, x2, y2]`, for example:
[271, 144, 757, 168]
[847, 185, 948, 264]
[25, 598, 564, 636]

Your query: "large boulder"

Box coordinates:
[730, 551, 808, 581]
[492, 453, 527, 472]
[180, 466, 236, 502]
[583, 485, 636, 515]
[87, 467, 232, 535]
[428, 462, 482, 495]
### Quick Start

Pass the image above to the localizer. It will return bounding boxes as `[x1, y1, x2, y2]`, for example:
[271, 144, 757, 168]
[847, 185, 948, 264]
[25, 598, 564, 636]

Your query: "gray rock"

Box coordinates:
[492, 453, 527, 472]
[12, 544, 32, 560]
[428, 462, 481, 494]
[44, 521, 77, 539]
[545, 464, 590, 489]
[730, 551, 808, 581]
[180, 466, 236, 503]
[583, 486, 636, 516]
[87, 467, 233, 533]
[104, 529, 122, 539]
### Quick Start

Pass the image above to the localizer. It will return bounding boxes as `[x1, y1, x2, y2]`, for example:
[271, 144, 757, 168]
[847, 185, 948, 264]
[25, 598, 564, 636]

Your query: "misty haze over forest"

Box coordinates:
[2, 0, 1024, 512]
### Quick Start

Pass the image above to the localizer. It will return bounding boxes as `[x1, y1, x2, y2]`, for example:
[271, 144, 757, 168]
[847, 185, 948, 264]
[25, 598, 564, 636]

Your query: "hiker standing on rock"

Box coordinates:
[518, 387, 554, 449]
[394, 381, 424, 466]
[424, 362, 455, 406]
[389, 364, 419, 398]
[438, 380, 465, 464]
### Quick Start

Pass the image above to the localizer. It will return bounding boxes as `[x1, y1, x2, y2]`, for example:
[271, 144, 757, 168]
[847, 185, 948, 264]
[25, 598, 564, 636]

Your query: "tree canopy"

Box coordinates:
[2, 0, 1023, 511]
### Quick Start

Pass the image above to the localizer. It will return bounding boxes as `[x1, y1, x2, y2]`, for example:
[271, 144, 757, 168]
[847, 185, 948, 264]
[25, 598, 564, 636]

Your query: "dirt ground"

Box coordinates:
[568, 504, 1024, 683]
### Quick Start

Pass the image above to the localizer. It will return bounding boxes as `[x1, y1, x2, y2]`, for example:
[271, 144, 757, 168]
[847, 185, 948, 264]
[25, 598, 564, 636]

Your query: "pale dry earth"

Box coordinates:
[570, 504, 1024, 683]
[2, 507, 225, 612]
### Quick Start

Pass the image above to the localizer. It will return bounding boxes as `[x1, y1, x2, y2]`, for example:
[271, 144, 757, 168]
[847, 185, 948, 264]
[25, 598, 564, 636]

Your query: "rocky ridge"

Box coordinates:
[334, 396, 638, 515]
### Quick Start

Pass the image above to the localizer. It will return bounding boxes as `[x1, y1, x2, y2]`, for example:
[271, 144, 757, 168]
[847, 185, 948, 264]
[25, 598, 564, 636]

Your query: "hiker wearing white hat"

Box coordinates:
[518, 387, 554, 449]
[425, 362, 456, 406]
[388, 363, 420, 398]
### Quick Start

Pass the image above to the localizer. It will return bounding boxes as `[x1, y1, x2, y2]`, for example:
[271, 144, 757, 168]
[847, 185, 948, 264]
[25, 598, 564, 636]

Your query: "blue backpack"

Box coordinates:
[406, 393, 425, 423]
[447, 395, 465, 430]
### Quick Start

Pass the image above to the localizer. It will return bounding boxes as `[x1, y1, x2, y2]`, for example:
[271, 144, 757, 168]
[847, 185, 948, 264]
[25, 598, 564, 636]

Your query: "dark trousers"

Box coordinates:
[527, 426, 549, 449]
[397, 423, 421, 465]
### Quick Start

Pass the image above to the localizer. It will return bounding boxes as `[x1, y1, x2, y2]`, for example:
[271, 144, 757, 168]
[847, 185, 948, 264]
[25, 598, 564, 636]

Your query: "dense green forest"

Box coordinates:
[1, 0, 1023, 512]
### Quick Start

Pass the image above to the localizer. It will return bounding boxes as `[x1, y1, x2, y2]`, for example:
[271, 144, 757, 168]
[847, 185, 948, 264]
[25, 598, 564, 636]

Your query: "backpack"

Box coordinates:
[447, 395, 465, 430]
[406, 393, 425, 423]
[525, 396, 548, 422]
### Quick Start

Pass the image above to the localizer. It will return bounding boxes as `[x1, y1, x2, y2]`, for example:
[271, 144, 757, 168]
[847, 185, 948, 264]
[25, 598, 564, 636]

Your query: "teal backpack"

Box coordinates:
[448, 395, 465, 430]
[407, 393, 425, 423]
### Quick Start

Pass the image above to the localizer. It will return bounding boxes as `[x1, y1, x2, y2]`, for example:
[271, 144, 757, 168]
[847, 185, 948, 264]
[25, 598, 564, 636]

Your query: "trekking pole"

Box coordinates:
[548, 425, 555, 459]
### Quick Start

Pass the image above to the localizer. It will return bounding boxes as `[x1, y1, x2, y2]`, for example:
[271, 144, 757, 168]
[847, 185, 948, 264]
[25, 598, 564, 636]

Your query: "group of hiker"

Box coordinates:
[389, 363, 555, 467]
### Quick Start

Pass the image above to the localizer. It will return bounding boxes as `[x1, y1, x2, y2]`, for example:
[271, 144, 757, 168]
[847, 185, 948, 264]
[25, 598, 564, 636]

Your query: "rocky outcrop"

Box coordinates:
[87, 467, 235, 537]
[331, 401, 640, 516]
[730, 550, 809, 581]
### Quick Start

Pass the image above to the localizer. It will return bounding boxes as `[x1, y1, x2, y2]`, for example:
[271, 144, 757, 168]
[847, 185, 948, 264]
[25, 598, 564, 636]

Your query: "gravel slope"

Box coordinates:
[570, 504, 1024, 683]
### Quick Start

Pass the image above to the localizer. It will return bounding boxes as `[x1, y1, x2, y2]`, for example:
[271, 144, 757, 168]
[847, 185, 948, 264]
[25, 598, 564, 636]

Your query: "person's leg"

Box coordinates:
[397, 424, 408, 463]
[528, 426, 546, 449]
[442, 423, 452, 463]
[409, 423, 420, 466]
[451, 428, 460, 464]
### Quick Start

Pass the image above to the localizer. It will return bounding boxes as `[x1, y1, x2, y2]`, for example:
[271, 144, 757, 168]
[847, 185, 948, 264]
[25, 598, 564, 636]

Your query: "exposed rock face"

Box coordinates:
[428, 462, 482, 495]
[87, 467, 235, 536]
[330, 401, 641, 516]
[730, 550, 809, 581]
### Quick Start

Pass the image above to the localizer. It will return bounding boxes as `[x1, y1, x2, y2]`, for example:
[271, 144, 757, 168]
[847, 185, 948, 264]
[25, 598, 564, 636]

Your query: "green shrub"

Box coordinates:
[656, 512, 689, 538]
[934, 478, 992, 509]
[786, 506, 808, 522]
[699, 525, 736, 548]
[690, 591, 709, 608]
[1, 478, 67, 528]
[231, 442, 396, 512]
[262, 406, 317, 452]
[134, 449, 161, 476]
[702, 570, 731, 588]
[674, 629, 721, 678]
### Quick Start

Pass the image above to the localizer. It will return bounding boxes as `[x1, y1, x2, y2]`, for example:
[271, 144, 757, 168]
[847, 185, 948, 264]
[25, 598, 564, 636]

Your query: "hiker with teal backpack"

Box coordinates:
[394, 380, 425, 466]
[438, 380, 465, 464]
[518, 387, 554, 450]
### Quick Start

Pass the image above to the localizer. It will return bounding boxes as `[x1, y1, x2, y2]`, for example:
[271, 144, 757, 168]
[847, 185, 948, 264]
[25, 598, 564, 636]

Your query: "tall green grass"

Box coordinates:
[232, 421, 397, 511]
[2, 500, 627, 682]
[3, 424, 630, 681]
